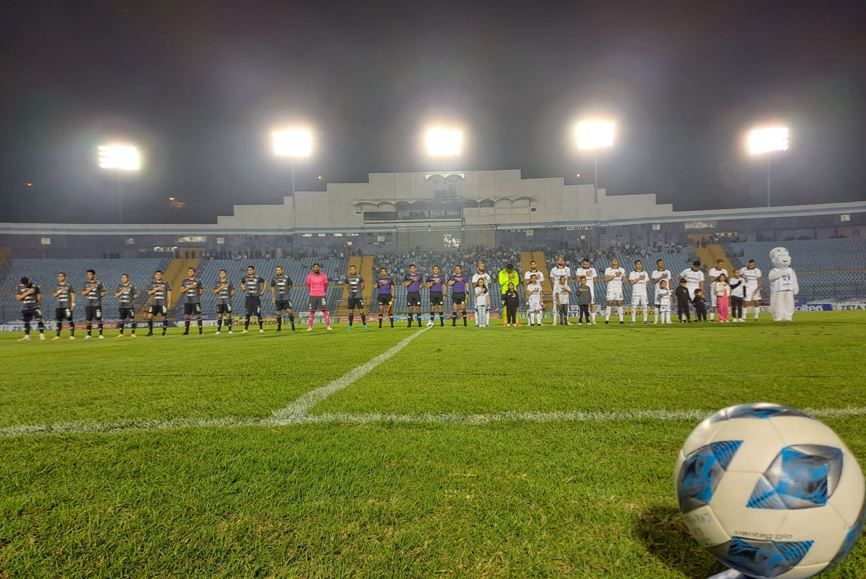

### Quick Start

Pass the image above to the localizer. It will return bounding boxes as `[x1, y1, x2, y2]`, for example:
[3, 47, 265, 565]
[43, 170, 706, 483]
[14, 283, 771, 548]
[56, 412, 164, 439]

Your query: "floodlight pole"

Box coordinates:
[117, 173, 124, 224]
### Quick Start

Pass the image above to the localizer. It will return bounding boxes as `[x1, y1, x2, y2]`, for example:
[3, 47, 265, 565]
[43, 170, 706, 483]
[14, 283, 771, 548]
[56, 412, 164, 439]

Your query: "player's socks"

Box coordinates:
[24, 322, 31, 336]
[258, 317, 264, 330]
[277, 316, 282, 331]
[451, 312, 457, 326]
[407, 313, 413, 327]
[244, 316, 251, 331]
[323, 311, 331, 327]
[617, 306, 624, 322]
[217, 318, 223, 332]
[289, 314, 295, 330]
[604, 306, 612, 322]
[348, 313, 354, 327]
[389, 316, 394, 328]
[360, 314, 366, 327]
[98, 322, 103, 336]
[462, 311, 467, 326]
[378, 315, 383, 328]
[161, 319, 167, 336]
[197, 319, 203, 335]
[119, 322, 125, 335]
[307, 310, 315, 329]
[227, 317, 233, 331]
[56, 322, 62, 337]
[709, 311, 715, 321]
[131, 320, 136, 335]
[148, 319, 154, 335]
[184, 320, 190, 335]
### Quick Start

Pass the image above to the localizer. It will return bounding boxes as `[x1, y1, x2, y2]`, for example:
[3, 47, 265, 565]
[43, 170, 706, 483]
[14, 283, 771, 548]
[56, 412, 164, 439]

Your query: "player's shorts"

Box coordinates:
[275, 299, 292, 312]
[22, 308, 42, 322]
[150, 304, 168, 316]
[631, 294, 648, 307]
[746, 286, 761, 302]
[216, 303, 232, 315]
[686, 286, 699, 300]
[118, 307, 134, 320]
[429, 291, 444, 306]
[309, 296, 328, 311]
[527, 300, 542, 312]
[606, 288, 624, 302]
[406, 292, 421, 307]
[183, 303, 202, 316]
[377, 294, 393, 308]
[347, 296, 364, 310]
[55, 307, 73, 321]
[451, 292, 466, 305]
[245, 296, 262, 316]
[85, 305, 102, 321]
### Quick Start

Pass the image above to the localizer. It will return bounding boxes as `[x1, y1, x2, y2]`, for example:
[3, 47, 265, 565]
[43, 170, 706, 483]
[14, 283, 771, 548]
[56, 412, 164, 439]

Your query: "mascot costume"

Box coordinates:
[768, 247, 799, 322]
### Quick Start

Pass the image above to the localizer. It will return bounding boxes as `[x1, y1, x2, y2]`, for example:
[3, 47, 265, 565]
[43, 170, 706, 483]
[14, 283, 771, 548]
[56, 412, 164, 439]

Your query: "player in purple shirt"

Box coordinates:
[375, 267, 395, 329]
[425, 265, 446, 327]
[448, 265, 468, 327]
[403, 264, 423, 328]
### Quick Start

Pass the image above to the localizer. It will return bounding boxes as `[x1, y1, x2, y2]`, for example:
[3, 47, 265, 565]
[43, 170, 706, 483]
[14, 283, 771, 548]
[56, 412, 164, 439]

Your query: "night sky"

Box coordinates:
[1, 1, 865, 224]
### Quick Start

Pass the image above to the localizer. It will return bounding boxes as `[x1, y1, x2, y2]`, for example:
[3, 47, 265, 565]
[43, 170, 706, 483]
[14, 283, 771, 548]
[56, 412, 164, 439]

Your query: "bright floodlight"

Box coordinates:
[272, 128, 313, 158]
[98, 144, 141, 171]
[575, 120, 615, 150]
[425, 127, 463, 157]
[747, 126, 789, 155]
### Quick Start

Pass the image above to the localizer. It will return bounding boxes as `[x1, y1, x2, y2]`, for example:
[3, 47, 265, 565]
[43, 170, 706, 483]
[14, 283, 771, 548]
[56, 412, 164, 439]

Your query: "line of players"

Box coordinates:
[13, 256, 764, 340]
[14, 263, 335, 341]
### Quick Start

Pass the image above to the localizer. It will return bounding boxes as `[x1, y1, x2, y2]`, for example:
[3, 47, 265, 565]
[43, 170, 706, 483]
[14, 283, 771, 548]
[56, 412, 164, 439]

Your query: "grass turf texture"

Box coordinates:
[1, 311, 864, 576]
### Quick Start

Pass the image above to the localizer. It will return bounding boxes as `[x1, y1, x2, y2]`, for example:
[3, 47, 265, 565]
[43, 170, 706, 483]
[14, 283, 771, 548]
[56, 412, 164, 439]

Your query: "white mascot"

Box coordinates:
[768, 247, 799, 322]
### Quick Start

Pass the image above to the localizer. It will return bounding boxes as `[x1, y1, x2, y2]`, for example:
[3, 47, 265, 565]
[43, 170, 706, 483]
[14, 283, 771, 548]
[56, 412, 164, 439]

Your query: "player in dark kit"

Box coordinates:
[16, 277, 45, 341]
[146, 271, 172, 336]
[375, 267, 395, 328]
[212, 269, 235, 334]
[425, 265, 446, 327]
[403, 264, 423, 328]
[114, 274, 138, 338]
[181, 267, 204, 335]
[448, 265, 468, 326]
[81, 269, 106, 339]
[241, 265, 266, 333]
[271, 266, 295, 332]
[342, 264, 367, 329]
[52, 271, 76, 340]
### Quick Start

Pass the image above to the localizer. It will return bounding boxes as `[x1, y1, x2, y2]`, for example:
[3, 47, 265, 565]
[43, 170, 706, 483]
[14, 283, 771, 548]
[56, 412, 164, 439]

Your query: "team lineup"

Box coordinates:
[13, 256, 769, 341]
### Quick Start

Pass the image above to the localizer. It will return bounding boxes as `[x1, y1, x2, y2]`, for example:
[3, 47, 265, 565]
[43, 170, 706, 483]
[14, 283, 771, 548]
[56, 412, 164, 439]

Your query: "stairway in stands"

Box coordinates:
[691, 239, 735, 274]
[137, 253, 201, 318]
[520, 250, 551, 301]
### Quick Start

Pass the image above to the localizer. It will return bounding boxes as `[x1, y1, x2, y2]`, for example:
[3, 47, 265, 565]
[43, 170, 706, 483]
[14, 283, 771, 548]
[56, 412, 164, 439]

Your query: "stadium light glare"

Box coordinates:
[747, 126, 789, 155]
[575, 120, 615, 150]
[272, 128, 313, 158]
[97, 144, 141, 171]
[425, 127, 463, 157]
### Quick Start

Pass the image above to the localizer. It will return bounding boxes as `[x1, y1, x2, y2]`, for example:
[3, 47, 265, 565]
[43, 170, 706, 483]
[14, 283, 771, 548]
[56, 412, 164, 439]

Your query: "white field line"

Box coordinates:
[271, 327, 430, 420]
[2, 407, 866, 439]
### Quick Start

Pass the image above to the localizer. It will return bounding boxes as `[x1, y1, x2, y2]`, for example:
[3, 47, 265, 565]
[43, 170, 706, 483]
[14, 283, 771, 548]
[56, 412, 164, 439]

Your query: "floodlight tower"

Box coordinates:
[425, 126, 463, 171]
[98, 144, 141, 224]
[747, 126, 789, 207]
[272, 128, 313, 197]
[574, 120, 615, 204]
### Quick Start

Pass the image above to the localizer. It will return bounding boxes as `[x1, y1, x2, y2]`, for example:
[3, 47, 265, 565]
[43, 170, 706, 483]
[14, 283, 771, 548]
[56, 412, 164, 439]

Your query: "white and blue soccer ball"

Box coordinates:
[676, 403, 865, 578]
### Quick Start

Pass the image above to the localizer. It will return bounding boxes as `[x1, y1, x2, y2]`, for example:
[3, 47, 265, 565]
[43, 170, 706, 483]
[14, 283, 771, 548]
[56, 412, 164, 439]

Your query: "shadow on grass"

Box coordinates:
[633, 504, 724, 578]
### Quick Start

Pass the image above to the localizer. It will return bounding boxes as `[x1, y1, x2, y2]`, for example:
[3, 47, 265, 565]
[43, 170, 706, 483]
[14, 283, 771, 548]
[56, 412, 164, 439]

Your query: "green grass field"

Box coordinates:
[1, 312, 865, 577]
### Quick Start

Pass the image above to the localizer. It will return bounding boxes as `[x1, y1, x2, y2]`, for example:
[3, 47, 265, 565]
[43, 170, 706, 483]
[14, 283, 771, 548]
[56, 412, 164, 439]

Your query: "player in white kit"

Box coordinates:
[741, 259, 763, 321]
[629, 260, 650, 324]
[604, 258, 626, 324]
[651, 259, 672, 324]
[707, 259, 728, 321]
[679, 260, 705, 299]
[574, 258, 599, 324]
[549, 256, 572, 325]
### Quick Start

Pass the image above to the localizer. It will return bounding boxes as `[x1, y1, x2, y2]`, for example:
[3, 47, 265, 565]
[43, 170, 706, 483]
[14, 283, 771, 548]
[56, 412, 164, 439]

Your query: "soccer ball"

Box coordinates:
[426, 320, 434, 328]
[676, 403, 865, 578]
